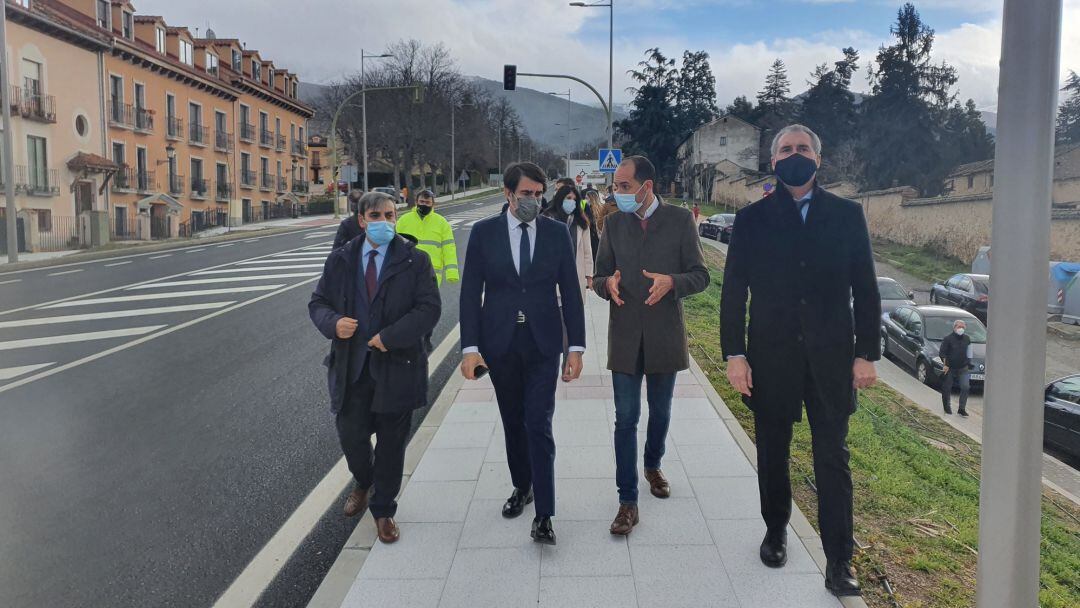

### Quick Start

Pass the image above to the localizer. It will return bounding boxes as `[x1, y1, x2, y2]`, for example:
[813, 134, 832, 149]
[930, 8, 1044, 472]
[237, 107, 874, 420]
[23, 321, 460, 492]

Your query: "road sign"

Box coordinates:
[599, 148, 622, 173]
[459, 170, 469, 183]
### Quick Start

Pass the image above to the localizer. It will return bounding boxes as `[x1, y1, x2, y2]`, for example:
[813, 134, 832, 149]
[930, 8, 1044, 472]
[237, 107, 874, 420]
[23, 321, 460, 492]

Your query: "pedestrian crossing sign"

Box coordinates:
[598, 148, 622, 173]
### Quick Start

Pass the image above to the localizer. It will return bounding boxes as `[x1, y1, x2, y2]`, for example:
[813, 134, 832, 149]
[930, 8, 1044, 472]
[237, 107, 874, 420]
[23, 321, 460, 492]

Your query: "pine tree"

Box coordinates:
[1058, 70, 1080, 145]
[757, 59, 792, 111]
[726, 96, 755, 122]
[753, 59, 796, 170]
[799, 48, 860, 177]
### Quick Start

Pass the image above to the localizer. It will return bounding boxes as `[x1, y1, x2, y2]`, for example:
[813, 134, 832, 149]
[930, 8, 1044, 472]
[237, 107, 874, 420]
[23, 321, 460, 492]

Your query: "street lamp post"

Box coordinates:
[569, 1, 613, 152]
[1, 7, 19, 262]
[450, 100, 474, 201]
[550, 89, 573, 176]
[361, 50, 391, 194]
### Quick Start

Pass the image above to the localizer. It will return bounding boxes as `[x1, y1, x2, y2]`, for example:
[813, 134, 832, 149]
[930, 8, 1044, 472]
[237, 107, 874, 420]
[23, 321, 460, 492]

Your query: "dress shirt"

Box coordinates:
[360, 239, 388, 280]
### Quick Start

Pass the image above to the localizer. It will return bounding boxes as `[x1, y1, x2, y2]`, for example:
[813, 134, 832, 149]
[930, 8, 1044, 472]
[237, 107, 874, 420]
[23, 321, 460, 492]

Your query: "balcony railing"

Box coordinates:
[11, 87, 57, 123]
[112, 166, 134, 192]
[291, 178, 310, 194]
[239, 123, 255, 142]
[134, 107, 153, 133]
[260, 172, 274, 191]
[277, 175, 288, 193]
[291, 139, 307, 157]
[240, 169, 256, 188]
[216, 181, 233, 201]
[136, 170, 156, 193]
[259, 129, 274, 148]
[168, 173, 185, 196]
[166, 116, 184, 140]
[109, 99, 133, 128]
[190, 177, 209, 199]
[15, 166, 60, 196]
[276, 134, 286, 152]
[215, 130, 234, 152]
[189, 124, 209, 146]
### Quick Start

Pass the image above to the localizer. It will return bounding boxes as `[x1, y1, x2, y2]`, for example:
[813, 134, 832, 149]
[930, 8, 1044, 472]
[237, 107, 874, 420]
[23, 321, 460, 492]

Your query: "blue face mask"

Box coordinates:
[614, 183, 645, 213]
[365, 220, 396, 246]
[562, 199, 576, 215]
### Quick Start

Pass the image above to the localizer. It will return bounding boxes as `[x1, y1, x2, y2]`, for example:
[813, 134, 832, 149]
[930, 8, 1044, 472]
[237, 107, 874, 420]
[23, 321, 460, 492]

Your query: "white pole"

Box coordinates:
[1, 7, 19, 263]
[976, 1, 1062, 606]
[450, 102, 455, 201]
[361, 50, 368, 193]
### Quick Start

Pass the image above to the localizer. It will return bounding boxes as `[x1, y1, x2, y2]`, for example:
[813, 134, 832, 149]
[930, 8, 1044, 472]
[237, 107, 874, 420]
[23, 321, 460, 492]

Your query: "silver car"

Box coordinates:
[878, 277, 917, 314]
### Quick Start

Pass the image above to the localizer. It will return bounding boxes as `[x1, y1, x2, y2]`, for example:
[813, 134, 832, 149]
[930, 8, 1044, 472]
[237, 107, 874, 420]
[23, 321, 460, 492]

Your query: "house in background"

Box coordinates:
[677, 114, 761, 202]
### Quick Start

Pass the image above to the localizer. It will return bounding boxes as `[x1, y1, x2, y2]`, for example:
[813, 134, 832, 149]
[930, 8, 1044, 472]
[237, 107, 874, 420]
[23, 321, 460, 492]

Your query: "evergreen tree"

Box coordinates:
[1058, 70, 1080, 145]
[676, 50, 719, 133]
[616, 48, 682, 184]
[726, 96, 755, 122]
[753, 59, 796, 170]
[799, 47, 860, 179]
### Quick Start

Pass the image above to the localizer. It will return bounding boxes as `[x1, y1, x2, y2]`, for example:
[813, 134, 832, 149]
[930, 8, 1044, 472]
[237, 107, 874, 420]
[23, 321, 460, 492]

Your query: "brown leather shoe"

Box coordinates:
[342, 485, 369, 518]
[609, 504, 639, 536]
[644, 468, 671, 498]
[375, 517, 400, 544]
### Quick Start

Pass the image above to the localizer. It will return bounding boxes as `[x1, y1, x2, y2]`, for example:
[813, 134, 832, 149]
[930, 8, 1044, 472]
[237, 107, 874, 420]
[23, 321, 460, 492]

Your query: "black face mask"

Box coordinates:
[416, 204, 433, 217]
[774, 153, 818, 188]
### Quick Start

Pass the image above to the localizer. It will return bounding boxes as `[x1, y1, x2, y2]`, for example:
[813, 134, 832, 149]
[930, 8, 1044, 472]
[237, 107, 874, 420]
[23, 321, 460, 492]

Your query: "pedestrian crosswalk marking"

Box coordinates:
[237, 257, 326, 265]
[127, 273, 319, 289]
[270, 252, 329, 258]
[304, 232, 335, 239]
[0, 363, 55, 380]
[0, 326, 166, 351]
[0, 302, 235, 329]
[193, 264, 324, 275]
[40, 286, 285, 308]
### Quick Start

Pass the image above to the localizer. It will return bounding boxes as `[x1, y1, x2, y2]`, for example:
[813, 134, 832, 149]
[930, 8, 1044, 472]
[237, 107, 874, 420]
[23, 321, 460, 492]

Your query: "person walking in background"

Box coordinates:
[938, 319, 972, 417]
[459, 162, 586, 545]
[692, 202, 701, 223]
[332, 190, 364, 249]
[309, 192, 442, 544]
[543, 185, 594, 298]
[396, 189, 460, 286]
[594, 185, 619, 235]
[591, 155, 710, 536]
[720, 124, 879, 597]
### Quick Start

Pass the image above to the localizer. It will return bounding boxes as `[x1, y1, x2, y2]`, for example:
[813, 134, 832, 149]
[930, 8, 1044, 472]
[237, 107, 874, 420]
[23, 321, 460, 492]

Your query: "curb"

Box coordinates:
[1048, 321, 1080, 341]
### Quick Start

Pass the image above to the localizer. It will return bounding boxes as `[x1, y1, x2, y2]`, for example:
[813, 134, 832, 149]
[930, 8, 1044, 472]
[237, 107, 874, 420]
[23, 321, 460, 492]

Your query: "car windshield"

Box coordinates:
[973, 280, 989, 294]
[924, 315, 987, 343]
[878, 281, 909, 300]
[721, 214, 735, 223]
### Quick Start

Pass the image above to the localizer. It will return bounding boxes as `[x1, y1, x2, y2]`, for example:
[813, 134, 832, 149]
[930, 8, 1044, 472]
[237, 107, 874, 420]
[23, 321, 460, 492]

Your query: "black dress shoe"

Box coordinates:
[759, 528, 787, 568]
[958, 409, 969, 417]
[501, 488, 533, 519]
[825, 560, 862, 597]
[531, 516, 556, 545]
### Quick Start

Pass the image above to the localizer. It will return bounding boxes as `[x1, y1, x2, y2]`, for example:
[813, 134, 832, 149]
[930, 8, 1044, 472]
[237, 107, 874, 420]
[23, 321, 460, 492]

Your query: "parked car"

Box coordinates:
[698, 213, 735, 242]
[372, 186, 402, 203]
[1044, 374, 1080, 461]
[878, 277, 917, 314]
[930, 273, 990, 323]
[880, 305, 987, 387]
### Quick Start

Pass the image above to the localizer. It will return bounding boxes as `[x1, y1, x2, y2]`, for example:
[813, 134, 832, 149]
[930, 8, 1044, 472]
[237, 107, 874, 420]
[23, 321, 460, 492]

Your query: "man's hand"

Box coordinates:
[586, 276, 593, 291]
[562, 351, 583, 383]
[643, 270, 674, 306]
[606, 270, 624, 306]
[726, 356, 753, 396]
[335, 317, 358, 339]
[853, 358, 877, 389]
[461, 352, 487, 380]
[367, 334, 387, 353]
[942, 365, 950, 374]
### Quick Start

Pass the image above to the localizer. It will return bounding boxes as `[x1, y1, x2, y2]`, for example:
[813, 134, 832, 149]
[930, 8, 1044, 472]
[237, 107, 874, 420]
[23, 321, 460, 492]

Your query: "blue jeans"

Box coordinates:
[612, 371, 677, 504]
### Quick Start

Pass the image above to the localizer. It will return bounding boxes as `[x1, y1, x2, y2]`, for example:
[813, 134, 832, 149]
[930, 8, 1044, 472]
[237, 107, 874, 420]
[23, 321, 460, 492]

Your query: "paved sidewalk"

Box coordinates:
[333, 298, 857, 608]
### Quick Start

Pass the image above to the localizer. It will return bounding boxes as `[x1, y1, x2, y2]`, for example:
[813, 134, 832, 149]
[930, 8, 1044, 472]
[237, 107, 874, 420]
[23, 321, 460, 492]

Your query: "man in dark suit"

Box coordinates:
[332, 191, 364, 249]
[309, 191, 441, 544]
[720, 124, 880, 597]
[459, 162, 586, 545]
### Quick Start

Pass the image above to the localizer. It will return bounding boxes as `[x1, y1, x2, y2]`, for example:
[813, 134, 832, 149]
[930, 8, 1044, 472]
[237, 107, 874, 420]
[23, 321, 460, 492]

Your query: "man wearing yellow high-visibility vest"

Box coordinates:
[396, 189, 459, 286]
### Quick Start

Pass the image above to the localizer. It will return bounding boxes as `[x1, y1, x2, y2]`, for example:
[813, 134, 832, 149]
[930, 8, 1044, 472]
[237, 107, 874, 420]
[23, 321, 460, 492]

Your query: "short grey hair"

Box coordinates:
[770, 124, 822, 158]
[357, 191, 397, 216]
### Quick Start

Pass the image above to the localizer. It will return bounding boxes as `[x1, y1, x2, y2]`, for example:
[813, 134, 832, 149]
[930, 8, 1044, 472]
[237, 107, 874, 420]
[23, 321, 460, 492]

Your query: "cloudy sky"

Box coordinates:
[136, 0, 1080, 112]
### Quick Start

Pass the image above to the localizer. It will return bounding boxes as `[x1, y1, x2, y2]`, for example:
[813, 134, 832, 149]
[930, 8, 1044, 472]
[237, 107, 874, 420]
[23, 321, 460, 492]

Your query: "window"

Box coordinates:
[251, 60, 261, 82]
[1049, 378, 1080, 405]
[16, 0, 30, 8]
[75, 114, 89, 136]
[96, 0, 110, 29]
[191, 158, 204, 181]
[136, 148, 148, 190]
[122, 11, 133, 39]
[268, 68, 275, 84]
[719, 136, 728, 146]
[155, 28, 166, 54]
[112, 142, 125, 166]
[260, 111, 269, 132]
[298, 126, 305, 143]
[38, 209, 52, 232]
[958, 277, 974, 293]
[275, 117, 281, 135]
[189, 103, 202, 129]
[241, 152, 251, 174]
[232, 49, 242, 72]
[990, 173, 995, 188]
[22, 59, 42, 102]
[179, 40, 194, 66]
[26, 135, 48, 191]
[967, 175, 975, 189]
[166, 94, 176, 120]
[206, 52, 219, 75]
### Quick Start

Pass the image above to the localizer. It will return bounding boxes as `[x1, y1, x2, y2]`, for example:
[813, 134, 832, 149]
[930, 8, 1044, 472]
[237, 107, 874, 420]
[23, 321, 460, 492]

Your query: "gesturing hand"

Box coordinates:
[607, 270, 624, 306]
[335, 317, 358, 339]
[726, 356, 753, 397]
[643, 270, 674, 306]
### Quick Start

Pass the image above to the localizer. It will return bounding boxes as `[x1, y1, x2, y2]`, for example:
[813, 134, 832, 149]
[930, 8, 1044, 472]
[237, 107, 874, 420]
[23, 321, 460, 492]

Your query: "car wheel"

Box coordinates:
[929, 292, 937, 304]
[880, 333, 888, 356]
[916, 359, 932, 386]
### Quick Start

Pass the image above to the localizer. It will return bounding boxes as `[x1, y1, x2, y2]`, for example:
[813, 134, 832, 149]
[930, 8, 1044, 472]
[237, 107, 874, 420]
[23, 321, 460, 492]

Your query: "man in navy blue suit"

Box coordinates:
[459, 162, 586, 545]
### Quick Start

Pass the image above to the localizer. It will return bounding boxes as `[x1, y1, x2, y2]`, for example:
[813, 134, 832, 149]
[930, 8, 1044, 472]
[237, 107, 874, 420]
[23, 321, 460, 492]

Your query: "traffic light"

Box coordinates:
[503, 65, 517, 91]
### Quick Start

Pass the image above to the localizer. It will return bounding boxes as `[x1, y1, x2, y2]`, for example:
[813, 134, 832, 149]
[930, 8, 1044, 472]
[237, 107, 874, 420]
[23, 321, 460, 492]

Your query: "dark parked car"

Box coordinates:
[930, 273, 989, 323]
[698, 213, 735, 242]
[373, 187, 403, 204]
[1045, 374, 1080, 461]
[880, 305, 987, 387]
[878, 277, 917, 314]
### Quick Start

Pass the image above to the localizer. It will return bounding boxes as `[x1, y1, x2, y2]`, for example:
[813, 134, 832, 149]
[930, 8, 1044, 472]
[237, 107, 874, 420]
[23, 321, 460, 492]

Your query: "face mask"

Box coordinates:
[774, 153, 818, 188]
[365, 220, 396, 246]
[562, 199, 577, 215]
[955, 328, 965, 336]
[511, 195, 541, 223]
[416, 204, 433, 217]
[614, 183, 645, 213]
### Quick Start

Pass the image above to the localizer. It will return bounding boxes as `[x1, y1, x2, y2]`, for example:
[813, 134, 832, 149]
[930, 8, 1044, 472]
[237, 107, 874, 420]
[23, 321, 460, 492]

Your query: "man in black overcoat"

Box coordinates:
[720, 124, 880, 597]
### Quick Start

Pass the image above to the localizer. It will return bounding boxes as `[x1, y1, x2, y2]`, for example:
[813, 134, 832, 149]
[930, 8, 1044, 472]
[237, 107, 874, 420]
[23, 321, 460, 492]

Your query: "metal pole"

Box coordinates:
[361, 50, 368, 193]
[566, 89, 572, 177]
[1, 7, 19, 263]
[608, 1, 613, 151]
[450, 102, 455, 201]
[497, 121, 502, 176]
[976, 1, 1061, 606]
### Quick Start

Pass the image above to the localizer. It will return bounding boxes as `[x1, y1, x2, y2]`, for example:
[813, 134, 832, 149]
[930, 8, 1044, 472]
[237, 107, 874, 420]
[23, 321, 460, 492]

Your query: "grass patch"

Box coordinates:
[685, 246, 1080, 608]
[871, 238, 970, 284]
[666, 197, 741, 217]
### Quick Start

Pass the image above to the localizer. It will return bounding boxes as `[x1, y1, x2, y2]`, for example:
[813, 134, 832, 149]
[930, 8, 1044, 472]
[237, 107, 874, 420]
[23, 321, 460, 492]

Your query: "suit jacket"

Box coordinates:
[309, 234, 441, 414]
[591, 198, 710, 374]
[720, 184, 881, 422]
[459, 212, 586, 358]
[332, 215, 362, 250]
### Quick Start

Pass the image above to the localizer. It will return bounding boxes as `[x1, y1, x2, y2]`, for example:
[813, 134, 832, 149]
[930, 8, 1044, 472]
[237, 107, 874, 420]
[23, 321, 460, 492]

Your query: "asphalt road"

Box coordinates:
[0, 192, 506, 608]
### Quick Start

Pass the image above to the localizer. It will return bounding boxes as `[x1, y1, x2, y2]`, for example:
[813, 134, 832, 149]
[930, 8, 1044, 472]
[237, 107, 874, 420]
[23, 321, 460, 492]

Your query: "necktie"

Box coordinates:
[798, 199, 810, 223]
[518, 223, 530, 276]
[365, 250, 379, 302]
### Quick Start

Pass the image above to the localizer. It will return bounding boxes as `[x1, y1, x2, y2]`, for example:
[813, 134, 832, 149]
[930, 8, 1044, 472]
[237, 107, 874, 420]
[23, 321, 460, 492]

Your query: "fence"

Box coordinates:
[31, 215, 80, 252]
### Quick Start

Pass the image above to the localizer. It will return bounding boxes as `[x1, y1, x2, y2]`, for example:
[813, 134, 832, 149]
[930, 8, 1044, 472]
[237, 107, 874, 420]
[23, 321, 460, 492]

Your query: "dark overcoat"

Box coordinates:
[720, 184, 881, 422]
[309, 234, 441, 414]
[332, 215, 362, 250]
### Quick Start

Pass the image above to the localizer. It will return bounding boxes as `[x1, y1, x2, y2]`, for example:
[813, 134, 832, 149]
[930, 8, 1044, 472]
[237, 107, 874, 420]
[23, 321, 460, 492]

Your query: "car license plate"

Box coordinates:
[970, 373, 985, 381]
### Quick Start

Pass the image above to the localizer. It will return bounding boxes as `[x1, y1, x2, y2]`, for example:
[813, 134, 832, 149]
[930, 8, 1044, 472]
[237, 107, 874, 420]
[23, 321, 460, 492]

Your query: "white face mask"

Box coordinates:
[955, 327, 965, 336]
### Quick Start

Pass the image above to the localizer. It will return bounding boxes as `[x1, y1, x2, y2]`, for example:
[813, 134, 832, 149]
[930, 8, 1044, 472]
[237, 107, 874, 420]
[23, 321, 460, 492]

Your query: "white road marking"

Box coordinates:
[0, 325, 166, 351]
[126, 273, 319, 289]
[192, 264, 324, 275]
[304, 231, 335, 239]
[149, 254, 172, 260]
[0, 278, 22, 285]
[217, 243, 235, 248]
[40, 286, 284, 308]
[186, 248, 206, 253]
[236, 257, 325, 265]
[0, 362, 55, 380]
[211, 325, 461, 608]
[105, 261, 132, 267]
[0, 302, 234, 329]
[447, 219, 463, 227]
[48, 269, 84, 277]
[269, 252, 329, 258]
